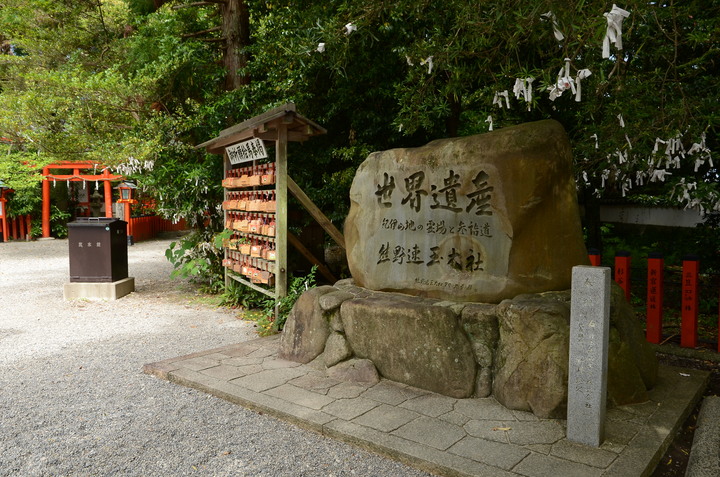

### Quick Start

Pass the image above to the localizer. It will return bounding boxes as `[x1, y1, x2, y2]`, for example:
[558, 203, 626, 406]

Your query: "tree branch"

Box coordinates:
[173, 1, 226, 10]
[181, 26, 222, 38]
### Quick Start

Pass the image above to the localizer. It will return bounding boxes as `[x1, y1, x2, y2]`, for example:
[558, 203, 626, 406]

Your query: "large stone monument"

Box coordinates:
[279, 120, 657, 418]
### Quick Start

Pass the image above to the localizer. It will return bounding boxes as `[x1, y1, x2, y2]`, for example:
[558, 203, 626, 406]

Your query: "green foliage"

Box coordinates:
[164, 229, 226, 293]
[248, 266, 318, 336]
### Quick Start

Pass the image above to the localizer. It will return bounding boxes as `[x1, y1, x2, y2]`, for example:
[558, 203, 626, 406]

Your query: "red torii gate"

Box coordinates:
[42, 162, 124, 238]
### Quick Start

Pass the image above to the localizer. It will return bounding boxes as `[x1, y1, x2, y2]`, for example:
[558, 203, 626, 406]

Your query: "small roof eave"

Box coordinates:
[196, 102, 326, 154]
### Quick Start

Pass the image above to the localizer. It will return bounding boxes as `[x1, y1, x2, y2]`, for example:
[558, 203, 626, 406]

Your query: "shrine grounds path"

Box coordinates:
[0, 237, 432, 477]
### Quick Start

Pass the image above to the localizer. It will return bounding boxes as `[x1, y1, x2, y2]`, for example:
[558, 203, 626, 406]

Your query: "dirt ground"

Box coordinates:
[651, 352, 720, 476]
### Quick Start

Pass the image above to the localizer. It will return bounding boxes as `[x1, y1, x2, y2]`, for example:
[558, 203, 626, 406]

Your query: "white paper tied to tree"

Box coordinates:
[344, 23, 356, 35]
[420, 56, 433, 74]
[493, 90, 510, 109]
[602, 4, 631, 58]
[540, 11, 564, 41]
[316, 42, 325, 53]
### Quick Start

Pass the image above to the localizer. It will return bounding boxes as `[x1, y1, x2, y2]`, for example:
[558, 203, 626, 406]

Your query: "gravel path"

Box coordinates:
[0, 238, 431, 477]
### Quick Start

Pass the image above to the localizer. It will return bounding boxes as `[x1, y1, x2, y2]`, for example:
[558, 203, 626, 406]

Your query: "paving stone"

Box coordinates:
[512, 453, 604, 477]
[438, 410, 471, 427]
[454, 398, 516, 421]
[322, 397, 379, 421]
[221, 356, 264, 367]
[512, 410, 540, 422]
[261, 358, 303, 370]
[360, 380, 426, 406]
[464, 419, 515, 444]
[353, 404, 421, 432]
[247, 346, 277, 358]
[324, 419, 518, 477]
[505, 421, 566, 446]
[174, 356, 222, 371]
[448, 436, 530, 470]
[229, 367, 306, 393]
[551, 439, 619, 469]
[606, 407, 638, 422]
[604, 419, 639, 446]
[400, 393, 457, 418]
[265, 384, 335, 410]
[222, 342, 262, 357]
[199, 364, 249, 381]
[234, 364, 263, 376]
[523, 444, 552, 455]
[392, 416, 465, 451]
[289, 374, 342, 394]
[327, 382, 370, 399]
[602, 426, 669, 477]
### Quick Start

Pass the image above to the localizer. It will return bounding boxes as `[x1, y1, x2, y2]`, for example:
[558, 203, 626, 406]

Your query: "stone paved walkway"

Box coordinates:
[144, 336, 708, 477]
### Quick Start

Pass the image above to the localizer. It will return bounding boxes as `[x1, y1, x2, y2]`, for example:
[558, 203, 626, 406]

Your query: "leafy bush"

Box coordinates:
[165, 229, 228, 293]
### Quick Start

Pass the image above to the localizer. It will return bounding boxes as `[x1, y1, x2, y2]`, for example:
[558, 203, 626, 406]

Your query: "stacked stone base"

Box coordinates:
[279, 279, 658, 419]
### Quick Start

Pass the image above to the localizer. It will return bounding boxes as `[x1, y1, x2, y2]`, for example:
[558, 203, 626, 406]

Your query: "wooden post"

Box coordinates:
[104, 173, 113, 218]
[614, 251, 631, 302]
[0, 201, 7, 243]
[681, 256, 699, 349]
[275, 122, 288, 301]
[42, 167, 51, 238]
[25, 214, 32, 240]
[224, 152, 230, 290]
[588, 248, 601, 267]
[646, 253, 664, 344]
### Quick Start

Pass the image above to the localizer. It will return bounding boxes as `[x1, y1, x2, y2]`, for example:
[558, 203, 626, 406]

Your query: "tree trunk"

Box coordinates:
[445, 94, 461, 138]
[221, 0, 250, 90]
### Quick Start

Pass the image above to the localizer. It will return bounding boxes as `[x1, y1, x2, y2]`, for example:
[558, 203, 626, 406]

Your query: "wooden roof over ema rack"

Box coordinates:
[197, 102, 326, 154]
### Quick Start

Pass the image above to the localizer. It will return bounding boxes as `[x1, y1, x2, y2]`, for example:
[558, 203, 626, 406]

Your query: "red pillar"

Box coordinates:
[42, 168, 51, 238]
[0, 201, 7, 242]
[646, 253, 664, 344]
[681, 256, 699, 348]
[18, 215, 25, 240]
[124, 202, 133, 239]
[614, 251, 632, 302]
[11, 215, 18, 239]
[103, 173, 113, 218]
[588, 248, 602, 266]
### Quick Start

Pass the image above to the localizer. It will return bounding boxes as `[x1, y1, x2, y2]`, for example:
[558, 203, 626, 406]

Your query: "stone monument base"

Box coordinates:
[63, 277, 135, 300]
[279, 279, 658, 419]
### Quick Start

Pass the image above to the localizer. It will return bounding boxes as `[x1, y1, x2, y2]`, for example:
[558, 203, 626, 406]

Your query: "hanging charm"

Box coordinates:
[602, 5, 630, 58]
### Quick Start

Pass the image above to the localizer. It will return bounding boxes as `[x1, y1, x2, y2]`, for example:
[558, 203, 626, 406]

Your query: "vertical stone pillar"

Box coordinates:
[567, 265, 611, 447]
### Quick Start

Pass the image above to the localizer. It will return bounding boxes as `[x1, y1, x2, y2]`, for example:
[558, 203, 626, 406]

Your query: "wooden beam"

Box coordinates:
[287, 232, 337, 283]
[288, 175, 345, 250]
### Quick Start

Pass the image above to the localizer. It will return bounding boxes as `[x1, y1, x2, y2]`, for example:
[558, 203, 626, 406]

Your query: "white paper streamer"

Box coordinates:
[420, 56, 434, 74]
[541, 11, 564, 41]
[574, 69, 592, 102]
[344, 23, 356, 35]
[602, 5, 630, 58]
[590, 133, 599, 150]
[405, 56, 413, 66]
[548, 63, 575, 101]
[625, 133, 633, 150]
[485, 115, 493, 131]
[513, 77, 535, 110]
[617, 114, 625, 128]
[493, 90, 510, 109]
[649, 169, 671, 182]
[316, 43, 325, 53]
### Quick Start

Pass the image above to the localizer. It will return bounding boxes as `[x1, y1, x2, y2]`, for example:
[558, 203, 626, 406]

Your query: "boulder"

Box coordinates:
[278, 285, 336, 363]
[327, 359, 380, 384]
[340, 295, 476, 398]
[344, 119, 589, 303]
[492, 288, 658, 418]
[323, 332, 353, 368]
[460, 304, 500, 397]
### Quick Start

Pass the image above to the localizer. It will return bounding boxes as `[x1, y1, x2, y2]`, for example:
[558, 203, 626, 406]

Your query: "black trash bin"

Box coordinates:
[68, 218, 128, 282]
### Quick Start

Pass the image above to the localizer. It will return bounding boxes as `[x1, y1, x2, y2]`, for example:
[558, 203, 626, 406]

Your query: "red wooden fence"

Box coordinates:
[589, 251, 720, 352]
[0, 214, 32, 242]
[127, 215, 187, 242]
